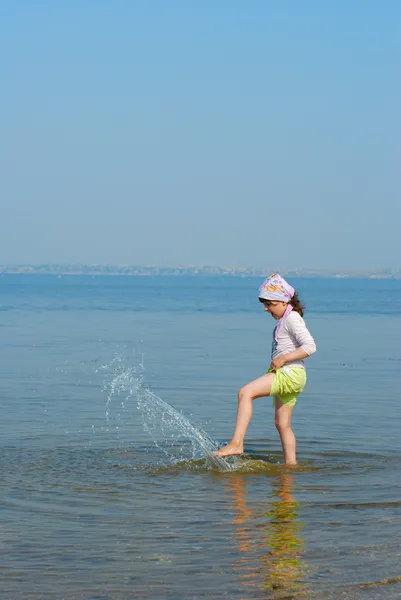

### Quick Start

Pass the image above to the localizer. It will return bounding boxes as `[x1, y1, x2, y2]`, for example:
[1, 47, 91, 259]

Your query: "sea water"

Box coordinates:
[1, 275, 400, 599]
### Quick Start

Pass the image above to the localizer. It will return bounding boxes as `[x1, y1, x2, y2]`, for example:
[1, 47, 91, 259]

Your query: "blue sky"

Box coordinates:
[1, 1, 400, 269]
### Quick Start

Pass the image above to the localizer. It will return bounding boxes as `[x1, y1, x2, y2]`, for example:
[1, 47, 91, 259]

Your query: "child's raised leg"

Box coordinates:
[274, 397, 297, 465]
[214, 373, 276, 456]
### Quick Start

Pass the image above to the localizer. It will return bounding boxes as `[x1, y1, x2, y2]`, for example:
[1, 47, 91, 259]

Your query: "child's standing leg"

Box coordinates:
[274, 397, 297, 465]
[214, 373, 276, 456]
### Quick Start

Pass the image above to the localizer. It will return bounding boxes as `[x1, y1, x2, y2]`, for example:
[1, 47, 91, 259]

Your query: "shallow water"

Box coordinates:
[1, 275, 400, 599]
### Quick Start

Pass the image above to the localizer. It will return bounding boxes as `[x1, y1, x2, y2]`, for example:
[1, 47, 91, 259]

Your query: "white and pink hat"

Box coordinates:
[258, 273, 295, 302]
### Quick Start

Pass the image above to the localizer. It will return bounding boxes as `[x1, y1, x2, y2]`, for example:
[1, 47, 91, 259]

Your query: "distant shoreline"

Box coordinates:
[0, 267, 399, 279]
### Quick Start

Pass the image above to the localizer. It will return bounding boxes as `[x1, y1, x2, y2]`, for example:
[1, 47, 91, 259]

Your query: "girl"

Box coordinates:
[214, 273, 316, 465]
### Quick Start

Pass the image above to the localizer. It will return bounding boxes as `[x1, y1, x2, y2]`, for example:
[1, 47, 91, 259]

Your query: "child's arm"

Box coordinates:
[271, 348, 309, 370]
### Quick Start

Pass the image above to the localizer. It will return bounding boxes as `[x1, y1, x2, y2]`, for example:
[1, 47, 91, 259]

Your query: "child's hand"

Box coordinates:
[270, 356, 287, 371]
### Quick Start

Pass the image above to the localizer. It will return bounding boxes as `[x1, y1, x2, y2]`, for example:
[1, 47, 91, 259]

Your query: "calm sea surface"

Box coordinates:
[1, 275, 400, 599]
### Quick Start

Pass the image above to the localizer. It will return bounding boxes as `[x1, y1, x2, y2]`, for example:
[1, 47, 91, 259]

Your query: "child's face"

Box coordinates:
[263, 300, 288, 319]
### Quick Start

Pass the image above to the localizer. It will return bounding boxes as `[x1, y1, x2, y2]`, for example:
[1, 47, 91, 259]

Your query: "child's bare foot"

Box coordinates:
[213, 443, 244, 457]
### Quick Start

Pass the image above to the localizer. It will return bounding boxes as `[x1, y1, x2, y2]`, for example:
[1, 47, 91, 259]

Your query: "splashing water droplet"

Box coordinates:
[102, 354, 232, 471]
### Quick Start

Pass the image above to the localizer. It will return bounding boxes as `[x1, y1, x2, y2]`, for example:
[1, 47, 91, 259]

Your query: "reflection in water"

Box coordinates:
[227, 471, 309, 599]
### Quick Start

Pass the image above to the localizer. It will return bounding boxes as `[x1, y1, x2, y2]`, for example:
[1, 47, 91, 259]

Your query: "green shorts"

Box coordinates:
[268, 366, 307, 407]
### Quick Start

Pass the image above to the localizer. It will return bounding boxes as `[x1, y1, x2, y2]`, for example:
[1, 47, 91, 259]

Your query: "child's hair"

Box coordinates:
[290, 291, 305, 317]
[259, 291, 305, 317]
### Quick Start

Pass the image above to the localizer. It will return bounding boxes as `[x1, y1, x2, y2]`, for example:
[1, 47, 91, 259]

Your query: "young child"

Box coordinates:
[214, 273, 316, 465]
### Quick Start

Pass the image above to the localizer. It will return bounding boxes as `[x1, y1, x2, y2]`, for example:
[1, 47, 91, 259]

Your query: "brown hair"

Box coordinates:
[290, 291, 305, 317]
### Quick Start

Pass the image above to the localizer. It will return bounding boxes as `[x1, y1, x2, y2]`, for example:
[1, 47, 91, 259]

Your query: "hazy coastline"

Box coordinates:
[1, 264, 399, 279]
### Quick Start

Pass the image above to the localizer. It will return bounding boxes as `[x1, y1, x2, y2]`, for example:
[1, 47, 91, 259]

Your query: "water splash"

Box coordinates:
[136, 385, 232, 471]
[100, 355, 233, 471]
[101, 353, 144, 424]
